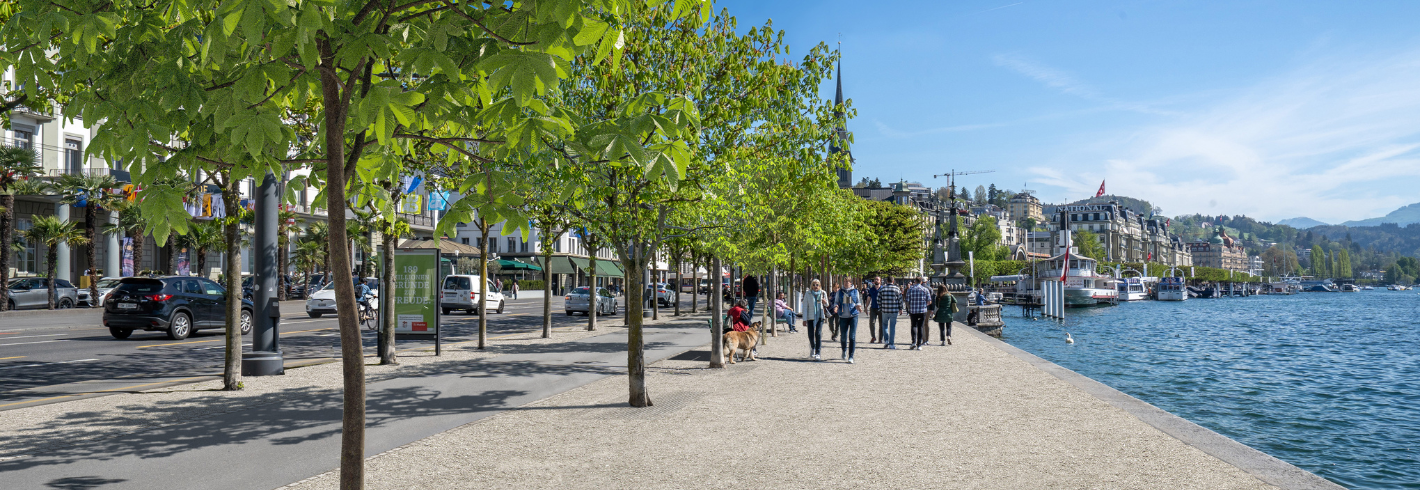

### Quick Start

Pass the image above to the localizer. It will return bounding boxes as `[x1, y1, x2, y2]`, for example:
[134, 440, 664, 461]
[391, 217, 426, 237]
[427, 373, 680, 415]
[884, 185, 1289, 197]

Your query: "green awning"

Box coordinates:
[497, 259, 541, 271]
[593, 260, 622, 277]
[535, 256, 578, 275]
[568, 257, 590, 273]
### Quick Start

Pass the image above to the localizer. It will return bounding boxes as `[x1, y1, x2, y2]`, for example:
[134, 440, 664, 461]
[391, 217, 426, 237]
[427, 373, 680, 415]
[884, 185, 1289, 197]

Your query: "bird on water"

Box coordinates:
[1065, 332, 1075, 344]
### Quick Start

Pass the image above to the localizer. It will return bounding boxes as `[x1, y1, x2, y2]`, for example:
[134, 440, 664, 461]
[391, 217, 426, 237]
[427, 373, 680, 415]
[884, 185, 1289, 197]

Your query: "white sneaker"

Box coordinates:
[847, 357, 855, 364]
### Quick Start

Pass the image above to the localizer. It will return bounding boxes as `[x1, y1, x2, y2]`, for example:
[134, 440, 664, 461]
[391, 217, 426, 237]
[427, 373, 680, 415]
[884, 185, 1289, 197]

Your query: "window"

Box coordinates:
[11, 127, 34, 150]
[14, 218, 36, 273]
[489, 240, 498, 253]
[461, 237, 469, 245]
[520, 239, 528, 253]
[1093, 213, 1100, 221]
[507, 237, 516, 253]
[65, 139, 82, 174]
[1071, 214, 1078, 222]
[201, 279, 224, 296]
[183, 280, 202, 294]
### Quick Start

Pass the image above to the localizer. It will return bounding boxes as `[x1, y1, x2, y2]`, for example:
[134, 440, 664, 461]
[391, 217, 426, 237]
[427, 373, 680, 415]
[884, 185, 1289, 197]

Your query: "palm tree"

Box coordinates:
[23, 215, 89, 309]
[292, 239, 325, 298]
[303, 220, 331, 276]
[56, 173, 121, 306]
[175, 219, 224, 277]
[277, 208, 297, 300]
[0, 146, 42, 312]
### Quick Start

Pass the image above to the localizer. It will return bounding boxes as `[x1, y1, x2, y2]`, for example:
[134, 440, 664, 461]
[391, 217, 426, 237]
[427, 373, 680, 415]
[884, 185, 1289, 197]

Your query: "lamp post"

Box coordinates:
[242, 172, 284, 376]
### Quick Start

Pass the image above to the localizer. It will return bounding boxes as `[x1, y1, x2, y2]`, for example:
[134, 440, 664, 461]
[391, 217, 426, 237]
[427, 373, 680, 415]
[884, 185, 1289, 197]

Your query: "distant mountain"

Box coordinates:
[1342, 203, 1420, 227]
[1278, 217, 1328, 229]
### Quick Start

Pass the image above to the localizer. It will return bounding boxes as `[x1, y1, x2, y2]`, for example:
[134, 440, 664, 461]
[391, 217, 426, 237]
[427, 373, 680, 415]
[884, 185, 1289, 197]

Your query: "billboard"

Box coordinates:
[393, 248, 439, 335]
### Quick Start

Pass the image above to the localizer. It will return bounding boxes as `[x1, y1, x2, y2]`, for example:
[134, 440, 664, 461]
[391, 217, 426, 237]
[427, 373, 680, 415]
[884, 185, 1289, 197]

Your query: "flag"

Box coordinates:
[1095, 180, 1106, 198]
[1059, 210, 1070, 282]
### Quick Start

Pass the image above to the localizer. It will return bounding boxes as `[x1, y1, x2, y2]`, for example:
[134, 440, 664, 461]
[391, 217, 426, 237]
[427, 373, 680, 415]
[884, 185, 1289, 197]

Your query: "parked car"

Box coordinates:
[565, 286, 617, 316]
[441, 275, 505, 315]
[242, 274, 295, 300]
[102, 277, 254, 340]
[5, 277, 80, 310]
[648, 282, 677, 306]
[305, 278, 379, 318]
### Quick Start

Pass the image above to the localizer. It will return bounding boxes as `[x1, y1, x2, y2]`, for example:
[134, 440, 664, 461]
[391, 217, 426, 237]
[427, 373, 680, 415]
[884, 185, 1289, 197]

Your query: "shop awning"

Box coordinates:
[594, 260, 622, 277]
[497, 259, 541, 271]
[568, 257, 590, 273]
[536, 256, 578, 275]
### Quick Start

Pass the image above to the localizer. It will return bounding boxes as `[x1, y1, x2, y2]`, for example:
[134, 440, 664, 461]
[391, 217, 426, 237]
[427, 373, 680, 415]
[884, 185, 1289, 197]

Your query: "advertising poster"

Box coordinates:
[175, 249, 190, 276]
[121, 237, 134, 277]
[393, 249, 438, 335]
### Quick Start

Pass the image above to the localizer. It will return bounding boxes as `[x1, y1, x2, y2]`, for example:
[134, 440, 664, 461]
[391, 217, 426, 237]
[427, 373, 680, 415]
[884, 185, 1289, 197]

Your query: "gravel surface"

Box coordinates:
[287, 323, 1277, 490]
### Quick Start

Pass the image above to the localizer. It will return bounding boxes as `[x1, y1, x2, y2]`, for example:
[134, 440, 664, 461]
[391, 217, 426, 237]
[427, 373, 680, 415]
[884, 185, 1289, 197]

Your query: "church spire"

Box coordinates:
[831, 55, 852, 188]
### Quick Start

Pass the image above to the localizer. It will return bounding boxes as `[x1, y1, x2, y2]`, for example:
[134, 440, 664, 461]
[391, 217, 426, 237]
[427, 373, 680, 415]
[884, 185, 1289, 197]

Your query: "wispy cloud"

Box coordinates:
[978, 2, 1024, 14]
[1026, 48, 1420, 222]
[873, 120, 1007, 138]
[993, 53, 1097, 98]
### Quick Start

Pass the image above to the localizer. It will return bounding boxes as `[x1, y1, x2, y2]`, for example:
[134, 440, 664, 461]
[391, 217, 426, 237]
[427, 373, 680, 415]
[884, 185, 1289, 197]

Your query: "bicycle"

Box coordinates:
[358, 293, 377, 331]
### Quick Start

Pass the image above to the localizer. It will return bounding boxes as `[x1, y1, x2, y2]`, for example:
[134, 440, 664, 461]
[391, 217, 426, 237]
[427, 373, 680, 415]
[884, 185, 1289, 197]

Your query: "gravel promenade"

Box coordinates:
[288, 322, 1280, 490]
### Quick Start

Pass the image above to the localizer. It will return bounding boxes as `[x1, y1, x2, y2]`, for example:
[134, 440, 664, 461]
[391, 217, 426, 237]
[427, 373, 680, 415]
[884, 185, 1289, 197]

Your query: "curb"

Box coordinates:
[955, 322, 1344, 490]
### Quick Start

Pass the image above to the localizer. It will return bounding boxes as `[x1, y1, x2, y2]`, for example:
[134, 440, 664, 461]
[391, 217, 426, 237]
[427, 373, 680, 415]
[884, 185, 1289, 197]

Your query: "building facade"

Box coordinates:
[1187, 229, 1248, 272]
[1047, 201, 1191, 267]
[1007, 192, 1044, 223]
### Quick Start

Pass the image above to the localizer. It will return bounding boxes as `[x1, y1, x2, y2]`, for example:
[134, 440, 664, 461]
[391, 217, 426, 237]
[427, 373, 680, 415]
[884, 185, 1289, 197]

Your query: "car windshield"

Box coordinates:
[114, 279, 165, 294]
[96, 279, 122, 289]
[324, 279, 379, 291]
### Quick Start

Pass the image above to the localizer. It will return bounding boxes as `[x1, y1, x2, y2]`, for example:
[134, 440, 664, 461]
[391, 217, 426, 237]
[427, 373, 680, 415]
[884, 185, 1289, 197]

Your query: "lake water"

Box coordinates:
[998, 290, 1420, 489]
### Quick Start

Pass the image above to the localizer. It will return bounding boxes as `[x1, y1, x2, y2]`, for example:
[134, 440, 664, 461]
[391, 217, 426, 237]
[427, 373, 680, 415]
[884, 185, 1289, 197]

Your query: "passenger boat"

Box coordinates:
[1340, 284, 1359, 292]
[1157, 276, 1187, 301]
[1299, 277, 1336, 292]
[1268, 278, 1300, 295]
[1034, 253, 1119, 307]
[1115, 277, 1150, 301]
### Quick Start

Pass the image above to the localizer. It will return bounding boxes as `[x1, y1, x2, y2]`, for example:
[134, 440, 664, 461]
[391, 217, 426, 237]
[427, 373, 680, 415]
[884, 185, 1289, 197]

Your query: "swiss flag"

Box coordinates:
[1095, 180, 1106, 198]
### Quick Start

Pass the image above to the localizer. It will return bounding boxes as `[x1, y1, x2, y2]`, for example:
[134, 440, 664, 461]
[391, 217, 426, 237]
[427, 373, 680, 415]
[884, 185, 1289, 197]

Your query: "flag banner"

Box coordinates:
[1095, 180, 1106, 198]
[401, 194, 423, 214]
[426, 190, 451, 211]
[121, 238, 134, 277]
[405, 175, 423, 194]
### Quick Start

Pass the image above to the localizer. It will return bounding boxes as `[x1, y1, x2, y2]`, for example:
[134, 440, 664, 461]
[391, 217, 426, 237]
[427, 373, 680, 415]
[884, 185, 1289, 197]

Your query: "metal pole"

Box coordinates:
[243, 172, 284, 375]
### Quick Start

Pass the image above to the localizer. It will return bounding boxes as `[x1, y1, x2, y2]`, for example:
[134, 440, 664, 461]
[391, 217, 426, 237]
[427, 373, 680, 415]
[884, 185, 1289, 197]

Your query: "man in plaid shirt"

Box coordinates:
[905, 276, 933, 349]
[876, 280, 904, 349]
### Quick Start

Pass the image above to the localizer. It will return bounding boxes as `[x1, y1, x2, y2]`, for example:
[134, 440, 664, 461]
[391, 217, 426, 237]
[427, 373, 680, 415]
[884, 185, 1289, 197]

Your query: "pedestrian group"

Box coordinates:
[767, 274, 962, 364]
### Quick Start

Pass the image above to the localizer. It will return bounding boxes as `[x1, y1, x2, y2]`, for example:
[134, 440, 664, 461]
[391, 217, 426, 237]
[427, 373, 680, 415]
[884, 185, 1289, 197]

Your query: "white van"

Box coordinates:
[441, 275, 505, 315]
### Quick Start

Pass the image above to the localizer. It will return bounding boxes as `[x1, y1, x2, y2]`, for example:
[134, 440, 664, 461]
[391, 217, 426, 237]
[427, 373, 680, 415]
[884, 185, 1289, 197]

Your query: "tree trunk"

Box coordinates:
[46, 245, 57, 309]
[0, 194, 12, 311]
[709, 255, 724, 368]
[196, 246, 208, 278]
[380, 227, 397, 365]
[587, 248, 598, 331]
[626, 251, 651, 407]
[541, 246, 553, 338]
[478, 222, 489, 349]
[319, 51, 365, 490]
[674, 251, 682, 317]
[130, 230, 144, 276]
[85, 205, 98, 307]
[221, 183, 243, 391]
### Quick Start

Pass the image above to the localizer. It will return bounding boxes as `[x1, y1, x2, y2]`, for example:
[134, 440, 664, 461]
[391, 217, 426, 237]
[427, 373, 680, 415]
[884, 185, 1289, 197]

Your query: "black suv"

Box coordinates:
[103, 277, 255, 340]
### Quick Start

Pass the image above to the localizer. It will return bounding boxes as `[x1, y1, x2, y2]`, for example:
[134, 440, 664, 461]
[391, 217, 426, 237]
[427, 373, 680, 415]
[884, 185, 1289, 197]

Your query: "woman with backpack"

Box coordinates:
[932, 284, 958, 346]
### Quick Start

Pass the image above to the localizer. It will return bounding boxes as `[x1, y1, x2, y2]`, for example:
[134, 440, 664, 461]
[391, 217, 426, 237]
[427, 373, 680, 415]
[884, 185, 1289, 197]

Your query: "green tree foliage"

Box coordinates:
[1311, 244, 1327, 277]
[860, 200, 926, 276]
[1260, 245, 1300, 277]
[1384, 257, 1419, 285]
[56, 173, 121, 303]
[22, 215, 88, 309]
[962, 215, 1008, 261]
[0, 145, 41, 311]
[1072, 230, 1107, 262]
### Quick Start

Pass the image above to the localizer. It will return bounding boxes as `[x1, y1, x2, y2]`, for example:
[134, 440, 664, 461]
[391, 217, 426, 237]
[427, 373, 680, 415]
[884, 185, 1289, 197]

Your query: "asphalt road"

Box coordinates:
[0, 292, 712, 410]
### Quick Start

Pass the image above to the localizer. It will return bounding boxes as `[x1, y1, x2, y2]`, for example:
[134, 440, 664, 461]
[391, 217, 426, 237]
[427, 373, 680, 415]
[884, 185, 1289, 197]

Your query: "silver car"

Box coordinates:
[565, 286, 617, 316]
[79, 277, 122, 306]
[5, 277, 80, 310]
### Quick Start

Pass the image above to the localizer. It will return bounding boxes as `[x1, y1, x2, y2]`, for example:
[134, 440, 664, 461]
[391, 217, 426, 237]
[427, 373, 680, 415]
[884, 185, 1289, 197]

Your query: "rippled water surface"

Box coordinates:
[999, 291, 1420, 489]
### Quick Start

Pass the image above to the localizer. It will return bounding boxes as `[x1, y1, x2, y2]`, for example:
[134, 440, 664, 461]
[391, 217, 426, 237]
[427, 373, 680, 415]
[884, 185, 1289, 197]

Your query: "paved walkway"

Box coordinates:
[290, 324, 1298, 490]
[0, 316, 710, 490]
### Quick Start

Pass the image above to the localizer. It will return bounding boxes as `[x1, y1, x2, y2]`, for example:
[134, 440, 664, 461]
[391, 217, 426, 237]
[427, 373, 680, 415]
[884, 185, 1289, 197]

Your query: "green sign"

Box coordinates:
[393, 249, 439, 334]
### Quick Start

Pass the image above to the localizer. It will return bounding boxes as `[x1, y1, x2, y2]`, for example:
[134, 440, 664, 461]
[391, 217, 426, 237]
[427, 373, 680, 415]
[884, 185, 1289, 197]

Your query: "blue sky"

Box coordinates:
[716, 0, 1420, 224]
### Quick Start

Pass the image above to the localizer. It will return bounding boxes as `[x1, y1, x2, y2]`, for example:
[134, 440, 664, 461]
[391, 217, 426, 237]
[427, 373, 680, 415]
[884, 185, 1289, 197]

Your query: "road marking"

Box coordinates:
[0, 340, 67, 347]
[0, 375, 210, 409]
[135, 338, 223, 348]
[0, 356, 23, 360]
[0, 333, 70, 340]
[0, 358, 98, 370]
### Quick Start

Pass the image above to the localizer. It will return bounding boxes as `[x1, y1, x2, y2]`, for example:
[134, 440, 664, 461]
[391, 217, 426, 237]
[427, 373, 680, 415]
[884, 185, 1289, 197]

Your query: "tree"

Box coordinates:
[1337, 249, 1352, 279]
[961, 214, 1008, 263]
[0, 145, 41, 311]
[973, 185, 987, 205]
[22, 215, 88, 309]
[56, 173, 122, 305]
[177, 219, 225, 278]
[862, 200, 927, 275]
[106, 200, 148, 277]
[1311, 245, 1327, 277]
[1073, 230, 1106, 263]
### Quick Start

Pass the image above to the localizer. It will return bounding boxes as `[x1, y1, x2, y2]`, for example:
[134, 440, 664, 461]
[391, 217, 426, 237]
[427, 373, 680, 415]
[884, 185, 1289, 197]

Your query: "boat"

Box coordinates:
[1304, 284, 1336, 292]
[1034, 253, 1119, 307]
[1115, 277, 1150, 301]
[1299, 277, 1336, 292]
[1362, 286, 1374, 291]
[1340, 284, 1359, 292]
[1157, 276, 1187, 301]
[1389, 285, 1411, 291]
[1267, 279, 1300, 295]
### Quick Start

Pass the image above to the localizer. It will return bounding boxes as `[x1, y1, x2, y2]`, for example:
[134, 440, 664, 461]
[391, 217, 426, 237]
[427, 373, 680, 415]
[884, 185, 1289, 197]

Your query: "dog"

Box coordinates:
[722, 322, 761, 364]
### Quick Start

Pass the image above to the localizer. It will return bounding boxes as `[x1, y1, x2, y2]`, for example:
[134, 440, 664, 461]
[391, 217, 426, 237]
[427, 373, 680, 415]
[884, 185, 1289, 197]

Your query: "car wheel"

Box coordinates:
[58, 298, 74, 309]
[565, 311, 573, 316]
[240, 309, 253, 335]
[308, 312, 322, 318]
[6, 300, 14, 310]
[442, 308, 451, 315]
[496, 301, 504, 314]
[168, 312, 192, 340]
[109, 327, 133, 339]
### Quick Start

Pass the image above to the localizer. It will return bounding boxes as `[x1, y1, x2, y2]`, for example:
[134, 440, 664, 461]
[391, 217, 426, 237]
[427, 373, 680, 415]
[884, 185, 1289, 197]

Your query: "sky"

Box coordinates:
[716, 0, 1420, 224]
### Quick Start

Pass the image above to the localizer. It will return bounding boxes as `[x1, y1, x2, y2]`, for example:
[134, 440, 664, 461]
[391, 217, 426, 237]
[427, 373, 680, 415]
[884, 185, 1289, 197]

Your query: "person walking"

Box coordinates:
[905, 276, 932, 350]
[803, 279, 830, 360]
[774, 291, 798, 333]
[933, 284, 958, 346]
[743, 274, 761, 318]
[831, 277, 861, 363]
[511, 281, 519, 300]
[866, 276, 881, 343]
[876, 279, 903, 349]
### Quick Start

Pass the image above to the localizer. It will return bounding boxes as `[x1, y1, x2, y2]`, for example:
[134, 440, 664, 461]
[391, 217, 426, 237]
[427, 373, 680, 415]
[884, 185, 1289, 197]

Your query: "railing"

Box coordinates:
[967, 304, 1004, 336]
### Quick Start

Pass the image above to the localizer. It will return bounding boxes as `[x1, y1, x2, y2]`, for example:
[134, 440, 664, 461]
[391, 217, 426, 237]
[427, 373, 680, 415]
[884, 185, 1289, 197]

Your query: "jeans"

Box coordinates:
[909, 313, 927, 346]
[746, 296, 759, 318]
[939, 321, 952, 340]
[778, 311, 797, 331]
[838, 316, 858, 358]
[868, 307, 880, 340]
[882, 312, 899, 347]
[806, 318, 824, 355]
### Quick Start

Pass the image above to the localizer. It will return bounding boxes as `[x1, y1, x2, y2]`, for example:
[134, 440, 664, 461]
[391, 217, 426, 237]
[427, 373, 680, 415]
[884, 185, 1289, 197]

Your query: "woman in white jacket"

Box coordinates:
[802, 279, 831, 360]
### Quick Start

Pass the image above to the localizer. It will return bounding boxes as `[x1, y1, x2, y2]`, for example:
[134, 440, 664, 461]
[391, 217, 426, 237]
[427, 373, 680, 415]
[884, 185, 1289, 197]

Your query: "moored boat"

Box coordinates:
[1115, 277, 1149, 301]
[1157, 276, 1187, 301]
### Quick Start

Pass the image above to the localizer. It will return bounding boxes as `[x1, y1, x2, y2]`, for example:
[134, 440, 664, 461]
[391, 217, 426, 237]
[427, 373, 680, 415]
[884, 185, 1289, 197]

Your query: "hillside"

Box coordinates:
[1278, 217, 1328, 229]
[1341, 202, 1420, 227]
[1057, 195, 1158, 217]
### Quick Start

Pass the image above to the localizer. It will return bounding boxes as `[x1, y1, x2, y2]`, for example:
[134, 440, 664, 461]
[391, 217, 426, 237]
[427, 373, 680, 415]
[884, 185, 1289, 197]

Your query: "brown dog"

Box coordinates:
[722, 322, 761, 364]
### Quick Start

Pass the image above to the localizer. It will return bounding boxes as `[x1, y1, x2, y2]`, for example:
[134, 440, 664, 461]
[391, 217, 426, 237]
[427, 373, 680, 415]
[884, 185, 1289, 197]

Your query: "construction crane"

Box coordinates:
[931, 169, 996, 200]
